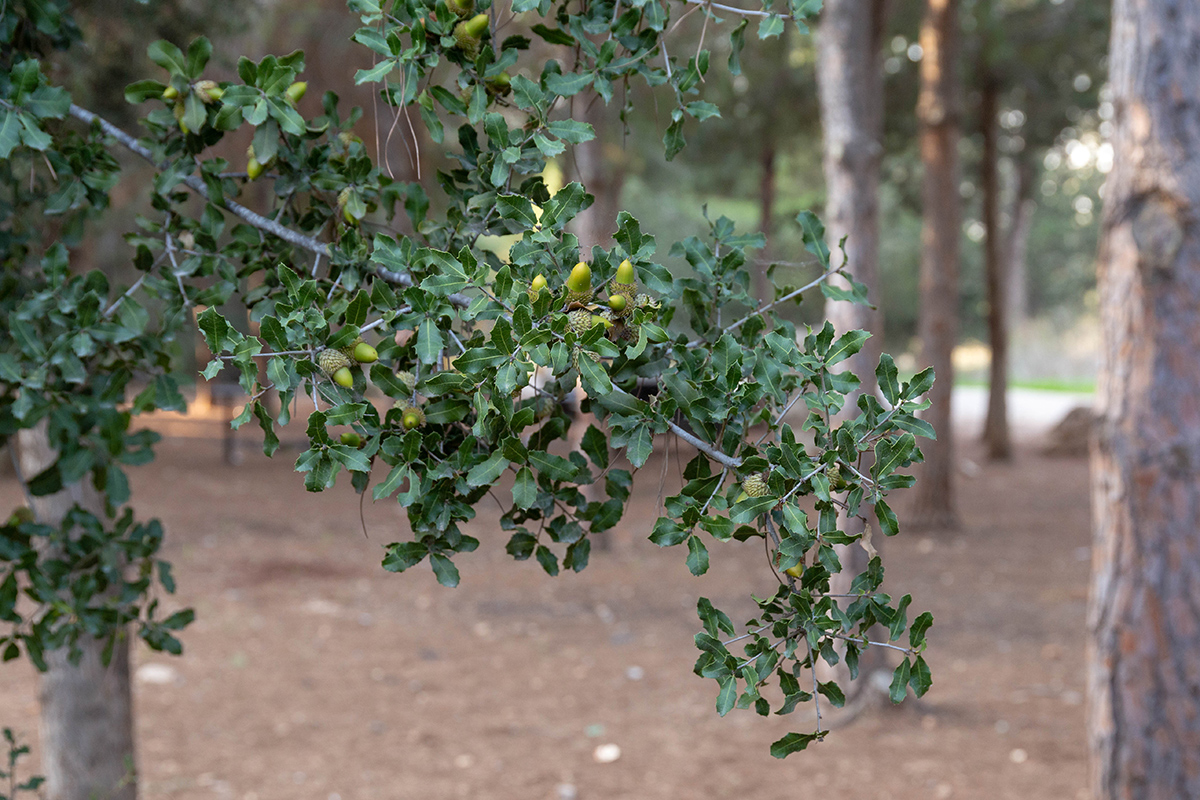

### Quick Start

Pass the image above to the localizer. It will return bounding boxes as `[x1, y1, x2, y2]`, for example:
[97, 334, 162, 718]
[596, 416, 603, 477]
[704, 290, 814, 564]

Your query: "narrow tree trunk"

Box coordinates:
[816, 0, 889, 712]
[568, 96, 625, 253]
[909, 0, 962, 530]
[1088, 2, 1200, 797]
[16, 424, 137, 800]
[980, 75, 1010, 460]
[756, 127, 776, 306]
[1005, 157, 1035, 330]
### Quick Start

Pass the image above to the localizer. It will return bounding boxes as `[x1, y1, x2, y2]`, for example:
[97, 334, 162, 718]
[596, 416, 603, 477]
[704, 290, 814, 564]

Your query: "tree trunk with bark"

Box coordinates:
[980, 74, 1010, 460]
[1088, 2, 1200, 798]
[16, 424, 137, 800]
[1005, 156, 1036, 331]
[816, 0, 889, 711]
[756, 126, 776, 306]
[909, 0, 962, 530]
[568, 97, 625, 254]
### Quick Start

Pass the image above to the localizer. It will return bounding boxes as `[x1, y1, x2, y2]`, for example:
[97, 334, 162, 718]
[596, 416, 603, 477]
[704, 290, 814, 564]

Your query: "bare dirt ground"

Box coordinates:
[0, 409, 1093, 800]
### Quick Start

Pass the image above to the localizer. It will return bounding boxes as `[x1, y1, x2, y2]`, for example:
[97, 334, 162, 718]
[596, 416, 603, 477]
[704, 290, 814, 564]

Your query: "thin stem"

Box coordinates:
[67, 103, 473, 310]
[805, 633, 823, 738]
[829, 631, 913, 655]
[756, 389, 806, 445]
[685, 267, 844, 348]
[699, 467, 728, 516]
[102, 273, 148, 318]
[679, 0, 777, 18]
[722, 623, 771, 647]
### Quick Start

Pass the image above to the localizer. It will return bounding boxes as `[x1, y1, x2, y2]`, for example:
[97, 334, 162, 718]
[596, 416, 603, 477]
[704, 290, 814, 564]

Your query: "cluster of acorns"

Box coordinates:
[531, 259, 658, 345]
[317, 337, 379, 388]
[736, 472, 804, 579]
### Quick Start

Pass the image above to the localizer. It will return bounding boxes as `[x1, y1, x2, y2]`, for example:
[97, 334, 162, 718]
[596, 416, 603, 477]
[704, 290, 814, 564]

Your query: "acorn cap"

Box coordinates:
[741, 473, 768, 497]
[318, 348, 352, 377]
[568, 309, 594, 335]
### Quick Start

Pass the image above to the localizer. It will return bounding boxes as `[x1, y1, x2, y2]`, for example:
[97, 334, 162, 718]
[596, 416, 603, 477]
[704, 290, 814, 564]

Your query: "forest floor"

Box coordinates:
[0, 392, 1095, 800]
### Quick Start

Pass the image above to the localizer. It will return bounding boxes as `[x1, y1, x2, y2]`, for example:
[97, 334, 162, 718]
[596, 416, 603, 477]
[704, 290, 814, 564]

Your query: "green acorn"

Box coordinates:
[564, 261, 593, 307]
[485, 71, 512, 97]
[340, 431, 364, 448]
[342, 336, 378, 364]
[529, 273, 548, 300]
[611, 258, 637, 298]
[608, 293, 629, 316]
[285, 81, 308, 105]
[400, 403, 426, 430]
[194, 80, 223, 103]
[453, 13, 490, 56]
[447, 0, 475, 18]
[741, 473, 769, 498]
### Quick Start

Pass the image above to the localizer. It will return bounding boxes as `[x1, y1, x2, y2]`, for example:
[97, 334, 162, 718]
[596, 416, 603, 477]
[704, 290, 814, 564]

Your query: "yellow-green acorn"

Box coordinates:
[485, 71, 512, 97]
[247, 157, 264, 181]
[741, 473, 768, 497]
[285, 81, 308, 104]
[453, 13, 490, 55]
[784, 562, 804, 579]
[195, 80, 222, 103]
[341, 337, 378, 364]
[565, 261, 593, 306]
[612, 259, 637, 297]
[401, 404, 426, 430]
[530, 273, 548, 299]
[608, 293, 628, 315]
[332, 367, 354, 388]
[340, 431, 364, 448]
[162, 85, 179, 100]
[173, 101, 189, 134]
[353, 341, 378, 363]
[447, 0, 474, 18]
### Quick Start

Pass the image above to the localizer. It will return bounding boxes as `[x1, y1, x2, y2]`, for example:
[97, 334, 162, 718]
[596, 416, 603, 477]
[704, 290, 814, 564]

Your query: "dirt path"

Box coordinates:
[0, 419, 1092, 800]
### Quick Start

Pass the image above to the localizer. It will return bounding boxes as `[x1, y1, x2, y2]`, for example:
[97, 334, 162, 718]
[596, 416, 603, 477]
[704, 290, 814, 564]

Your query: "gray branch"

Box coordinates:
[68, 104, 471, 309]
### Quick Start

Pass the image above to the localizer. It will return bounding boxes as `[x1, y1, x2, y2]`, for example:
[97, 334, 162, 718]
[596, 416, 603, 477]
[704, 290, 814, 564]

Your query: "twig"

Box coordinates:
[67, 103, 472, 310]
[685, 267, 844, 348]
[805, 632, 823, 738]
[722, 623, 771, 647]
[102, 272, 148, 318]
[679, 0, 777, 18]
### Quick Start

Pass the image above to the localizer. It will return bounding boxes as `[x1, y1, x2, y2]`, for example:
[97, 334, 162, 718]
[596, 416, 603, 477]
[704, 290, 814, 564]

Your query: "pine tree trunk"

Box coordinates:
[568, 97, 625, 253]
[1005, 157, 1035, 331]
[16, 424, 137, 800]
[909, 0, 962, 530]
[980, 75, 1010, 460]
[816, 0, 889, 710]
[1088, 2, 1200, 797]
[756, 128, 776, 306]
